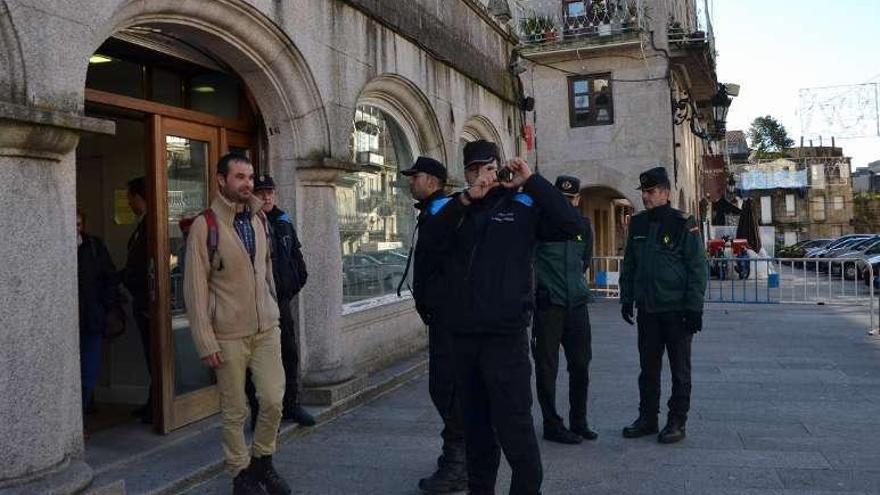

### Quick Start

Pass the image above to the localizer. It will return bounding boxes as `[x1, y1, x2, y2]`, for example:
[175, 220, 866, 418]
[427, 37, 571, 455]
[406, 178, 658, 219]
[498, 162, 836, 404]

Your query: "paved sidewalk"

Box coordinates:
[184, 301, 880, 494]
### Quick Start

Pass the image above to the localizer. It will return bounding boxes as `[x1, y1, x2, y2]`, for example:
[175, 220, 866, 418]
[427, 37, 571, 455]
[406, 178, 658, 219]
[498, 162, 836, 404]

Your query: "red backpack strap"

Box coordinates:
[203, 208, 219, 265]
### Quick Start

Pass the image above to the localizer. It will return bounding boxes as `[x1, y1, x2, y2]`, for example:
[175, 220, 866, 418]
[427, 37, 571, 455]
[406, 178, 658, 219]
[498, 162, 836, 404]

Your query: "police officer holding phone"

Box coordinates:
[619, 166, 707, 444]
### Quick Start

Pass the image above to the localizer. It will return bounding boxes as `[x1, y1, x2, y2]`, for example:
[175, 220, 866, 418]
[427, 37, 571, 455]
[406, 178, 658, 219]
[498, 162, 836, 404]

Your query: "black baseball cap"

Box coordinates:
[400, 156, 447, 181]
[555, 175, 581, 196]
[463, 139, 500, 168]
[637, 166, 671, 190]
[254, 174, 276, 191]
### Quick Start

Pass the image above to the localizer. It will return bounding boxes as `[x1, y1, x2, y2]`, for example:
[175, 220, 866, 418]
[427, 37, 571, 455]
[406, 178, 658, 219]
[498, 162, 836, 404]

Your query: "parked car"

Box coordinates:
[779, 239, 832, 266]
[342, 252, 406, 297]
[783, 239, 831, 258]
[829, 237, 880, 279]
[805, 235, 873, 269]
[861, 253, 880, 286]
[814, 237, 876, 272]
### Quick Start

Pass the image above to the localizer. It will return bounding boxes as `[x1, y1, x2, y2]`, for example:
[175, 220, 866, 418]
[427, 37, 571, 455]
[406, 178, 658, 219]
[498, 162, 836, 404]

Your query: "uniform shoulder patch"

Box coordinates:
[428, 197, 452, 215]
[513, 193, 534, 207]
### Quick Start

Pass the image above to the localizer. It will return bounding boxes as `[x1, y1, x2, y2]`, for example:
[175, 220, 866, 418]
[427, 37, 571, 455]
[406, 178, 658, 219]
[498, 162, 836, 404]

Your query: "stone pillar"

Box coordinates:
[296, 161, 355, 387]
[0, 102, 113, 494]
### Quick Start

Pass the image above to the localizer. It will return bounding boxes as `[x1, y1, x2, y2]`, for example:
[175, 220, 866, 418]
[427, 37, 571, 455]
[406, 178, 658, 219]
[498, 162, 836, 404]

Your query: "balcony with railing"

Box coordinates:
[512, 0, 645, 53]
[665, 0, 717, 99]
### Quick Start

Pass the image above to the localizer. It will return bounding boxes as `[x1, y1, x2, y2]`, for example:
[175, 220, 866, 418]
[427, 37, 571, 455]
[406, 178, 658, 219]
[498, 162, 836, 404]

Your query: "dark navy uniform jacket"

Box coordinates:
[430, 174, 582, 335]
[411, 190, 455, 325]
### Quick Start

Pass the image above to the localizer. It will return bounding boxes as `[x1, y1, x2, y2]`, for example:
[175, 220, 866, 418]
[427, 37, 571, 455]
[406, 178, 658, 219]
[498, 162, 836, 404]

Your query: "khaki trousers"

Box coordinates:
[216, 327, 285, 475]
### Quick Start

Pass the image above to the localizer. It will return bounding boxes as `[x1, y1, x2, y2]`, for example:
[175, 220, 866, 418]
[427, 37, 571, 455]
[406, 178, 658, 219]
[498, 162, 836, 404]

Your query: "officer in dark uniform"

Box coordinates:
[432, 140, 581, 495]
[248, 174, 315, 427]
[619, 166, 707, 444]
[532, 176, 598, 445]
[398, 157, 467, 494]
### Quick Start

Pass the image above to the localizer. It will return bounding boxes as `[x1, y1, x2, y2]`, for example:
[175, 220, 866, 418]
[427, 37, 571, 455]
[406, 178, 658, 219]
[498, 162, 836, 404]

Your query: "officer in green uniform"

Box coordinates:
[532, 175, 598, 445]
[619, 166, 707, 444]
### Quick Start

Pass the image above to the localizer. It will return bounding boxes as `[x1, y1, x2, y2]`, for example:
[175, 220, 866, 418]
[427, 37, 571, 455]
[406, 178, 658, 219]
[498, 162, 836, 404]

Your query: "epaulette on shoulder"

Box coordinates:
[513, 192, 534, 207]
[428, 197, 452, 215]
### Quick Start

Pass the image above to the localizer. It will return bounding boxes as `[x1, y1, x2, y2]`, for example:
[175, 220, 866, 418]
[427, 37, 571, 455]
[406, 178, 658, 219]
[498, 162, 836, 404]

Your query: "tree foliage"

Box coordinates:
[748, 116, 795, 154]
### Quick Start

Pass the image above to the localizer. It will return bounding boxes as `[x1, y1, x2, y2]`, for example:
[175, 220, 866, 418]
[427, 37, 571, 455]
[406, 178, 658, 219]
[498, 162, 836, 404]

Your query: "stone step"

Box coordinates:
[83, 353, 427, 495]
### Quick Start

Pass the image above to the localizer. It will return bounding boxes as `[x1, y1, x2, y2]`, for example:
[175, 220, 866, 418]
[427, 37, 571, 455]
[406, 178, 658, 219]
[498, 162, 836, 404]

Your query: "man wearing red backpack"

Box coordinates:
[183, 153, 290, 495]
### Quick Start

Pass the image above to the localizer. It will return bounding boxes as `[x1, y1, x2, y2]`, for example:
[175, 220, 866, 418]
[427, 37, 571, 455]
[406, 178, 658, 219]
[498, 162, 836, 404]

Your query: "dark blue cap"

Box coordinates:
[637, 167, 670, 190]
[254, 174, 276, 191]
[463, 139, 500, 168]
[400, 156, 447, 181]
[555, 175, 581, 196]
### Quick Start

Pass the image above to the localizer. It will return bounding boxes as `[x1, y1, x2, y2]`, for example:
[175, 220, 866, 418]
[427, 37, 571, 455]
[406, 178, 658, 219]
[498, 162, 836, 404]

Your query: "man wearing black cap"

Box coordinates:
[619, 166, 707, 444]
[245, 174, 315, 428]
[532, 175, 598, 445]
[429, 139, 581, 495]
[398, 156, 467, 493]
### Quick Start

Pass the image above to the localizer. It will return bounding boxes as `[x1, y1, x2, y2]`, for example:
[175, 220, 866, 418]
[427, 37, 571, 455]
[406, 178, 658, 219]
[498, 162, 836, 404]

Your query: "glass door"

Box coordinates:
[150, 116, 221, 433]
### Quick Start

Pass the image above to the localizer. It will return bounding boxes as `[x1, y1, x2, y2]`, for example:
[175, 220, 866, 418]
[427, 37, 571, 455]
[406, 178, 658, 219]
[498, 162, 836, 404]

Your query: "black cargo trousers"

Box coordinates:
[531, 302, 591, 431]
[636, 310, 693, 422]
[428, 323, 466, 469]
[453, 330, 543, 495]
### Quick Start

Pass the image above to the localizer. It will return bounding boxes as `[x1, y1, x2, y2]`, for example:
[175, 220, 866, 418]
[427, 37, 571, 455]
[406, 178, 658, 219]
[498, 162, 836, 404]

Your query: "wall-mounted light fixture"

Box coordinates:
[673, 84, 733, 141]
[89, 54, 113, 65]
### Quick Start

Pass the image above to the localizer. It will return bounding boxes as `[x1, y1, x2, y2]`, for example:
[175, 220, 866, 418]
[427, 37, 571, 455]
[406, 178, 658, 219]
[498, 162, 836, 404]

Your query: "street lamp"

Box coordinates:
[710, 85, 732, 138]
[673, 84, 734, 141]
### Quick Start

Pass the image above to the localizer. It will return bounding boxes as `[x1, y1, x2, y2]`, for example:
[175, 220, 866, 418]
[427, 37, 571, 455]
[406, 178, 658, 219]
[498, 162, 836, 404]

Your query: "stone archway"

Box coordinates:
[0, 0, 27, 104]
[461, 115, 505, 156]
[581, 185, 633, 258]
[356, 74, 447, 164]
[96, 0, 331, 171]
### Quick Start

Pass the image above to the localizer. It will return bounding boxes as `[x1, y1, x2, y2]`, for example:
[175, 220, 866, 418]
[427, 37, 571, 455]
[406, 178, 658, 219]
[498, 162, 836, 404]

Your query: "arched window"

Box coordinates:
[338, 104, 417, 305]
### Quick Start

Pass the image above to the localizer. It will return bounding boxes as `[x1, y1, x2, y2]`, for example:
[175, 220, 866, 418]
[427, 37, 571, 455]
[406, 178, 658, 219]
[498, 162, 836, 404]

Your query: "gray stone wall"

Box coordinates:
[0, 0, 519, 489]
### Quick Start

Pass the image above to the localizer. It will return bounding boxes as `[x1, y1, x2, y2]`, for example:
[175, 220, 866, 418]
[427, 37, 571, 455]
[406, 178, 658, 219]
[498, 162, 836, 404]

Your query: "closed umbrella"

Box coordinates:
[735, 198, 761, 252]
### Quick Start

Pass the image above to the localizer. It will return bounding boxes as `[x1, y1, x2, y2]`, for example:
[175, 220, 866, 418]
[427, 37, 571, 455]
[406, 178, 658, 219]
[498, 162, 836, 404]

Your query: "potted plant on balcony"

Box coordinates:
[622, 1, 639, 30]
[590, 0, 612, 36]
[538, 14, 558, 42]
[668, 15, 685, 42]
[519, 13, 541, 44]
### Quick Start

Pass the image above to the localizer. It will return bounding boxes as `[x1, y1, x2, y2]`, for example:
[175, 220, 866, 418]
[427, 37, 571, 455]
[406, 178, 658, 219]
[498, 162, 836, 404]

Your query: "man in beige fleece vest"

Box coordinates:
[184, 153, 290, 495]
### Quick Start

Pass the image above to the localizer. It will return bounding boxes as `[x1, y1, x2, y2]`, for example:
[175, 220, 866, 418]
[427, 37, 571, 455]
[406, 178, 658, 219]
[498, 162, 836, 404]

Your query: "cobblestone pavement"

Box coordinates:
[185, 301, 880, 494]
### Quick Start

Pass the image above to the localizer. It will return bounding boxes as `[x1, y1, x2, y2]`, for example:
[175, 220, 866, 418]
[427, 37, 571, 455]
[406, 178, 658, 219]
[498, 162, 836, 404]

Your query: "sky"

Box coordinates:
[713, 0, 880, 169]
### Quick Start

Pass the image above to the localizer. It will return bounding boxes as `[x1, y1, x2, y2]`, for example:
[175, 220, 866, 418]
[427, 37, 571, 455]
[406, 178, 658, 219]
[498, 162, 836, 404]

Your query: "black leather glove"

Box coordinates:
[621, 302, 634, 325]
[682, 311, 703, 333]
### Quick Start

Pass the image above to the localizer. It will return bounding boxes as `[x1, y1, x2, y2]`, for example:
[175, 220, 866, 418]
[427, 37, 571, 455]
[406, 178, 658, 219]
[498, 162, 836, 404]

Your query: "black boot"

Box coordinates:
[570, 423, 599, 441]
[252, 455, 291, 495]
[622, 415, 659, 438]
[418, 462, 468, 493]
[283, 404, 316, 426]
[658, 416, 686, 444]
[543, 425, 582, 444]
[233, 463, 267, 495]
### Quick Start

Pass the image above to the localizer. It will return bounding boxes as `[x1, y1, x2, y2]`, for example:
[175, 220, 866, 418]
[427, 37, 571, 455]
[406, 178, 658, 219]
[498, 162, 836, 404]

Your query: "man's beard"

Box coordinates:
[224, 186, 252, 204]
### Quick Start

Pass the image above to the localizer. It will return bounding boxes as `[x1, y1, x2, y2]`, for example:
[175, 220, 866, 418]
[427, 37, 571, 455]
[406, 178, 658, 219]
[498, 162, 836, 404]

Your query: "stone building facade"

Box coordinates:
[510, 0, 721, 256]
[733, 147, 855, 247]
[0, 0, 522, 491]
